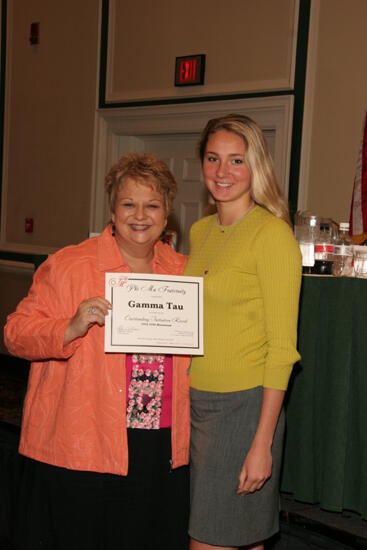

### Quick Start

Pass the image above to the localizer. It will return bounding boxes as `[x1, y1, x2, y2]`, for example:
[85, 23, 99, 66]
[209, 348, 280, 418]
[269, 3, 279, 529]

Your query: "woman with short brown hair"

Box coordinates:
[5, 152, 190, 550]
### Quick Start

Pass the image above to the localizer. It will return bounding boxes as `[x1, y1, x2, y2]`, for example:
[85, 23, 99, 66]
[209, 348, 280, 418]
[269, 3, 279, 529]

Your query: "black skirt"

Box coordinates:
[13, 428, 189, 550]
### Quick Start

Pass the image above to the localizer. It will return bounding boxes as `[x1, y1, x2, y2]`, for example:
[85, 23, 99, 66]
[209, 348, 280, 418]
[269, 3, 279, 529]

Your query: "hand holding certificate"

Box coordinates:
[105, 273, 203, 355]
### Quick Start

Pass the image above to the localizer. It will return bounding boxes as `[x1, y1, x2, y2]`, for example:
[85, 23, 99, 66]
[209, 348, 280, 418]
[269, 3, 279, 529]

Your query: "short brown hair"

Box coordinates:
[105, 152, 177, 214]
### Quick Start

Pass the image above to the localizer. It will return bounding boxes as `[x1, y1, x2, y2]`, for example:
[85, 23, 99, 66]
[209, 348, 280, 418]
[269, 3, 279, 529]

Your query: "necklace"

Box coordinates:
[196, 201, 255, 276]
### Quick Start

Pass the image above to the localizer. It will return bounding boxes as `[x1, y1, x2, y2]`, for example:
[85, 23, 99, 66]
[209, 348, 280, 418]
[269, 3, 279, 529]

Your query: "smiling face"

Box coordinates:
[111, 178, 167, 252]
[203, 129, 253, 216]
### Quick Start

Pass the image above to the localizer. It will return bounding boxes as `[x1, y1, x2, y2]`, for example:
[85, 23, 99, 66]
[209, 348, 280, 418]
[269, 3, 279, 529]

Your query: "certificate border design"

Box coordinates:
[109, 276, 201, 351]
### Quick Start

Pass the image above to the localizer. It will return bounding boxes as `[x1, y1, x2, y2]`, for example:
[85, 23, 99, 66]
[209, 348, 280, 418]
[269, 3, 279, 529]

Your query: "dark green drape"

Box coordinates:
[281, 276, 367, 519]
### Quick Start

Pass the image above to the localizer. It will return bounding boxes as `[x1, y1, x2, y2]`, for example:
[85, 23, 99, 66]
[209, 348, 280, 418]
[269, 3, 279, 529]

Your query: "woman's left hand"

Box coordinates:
[237, 441, 272, 495]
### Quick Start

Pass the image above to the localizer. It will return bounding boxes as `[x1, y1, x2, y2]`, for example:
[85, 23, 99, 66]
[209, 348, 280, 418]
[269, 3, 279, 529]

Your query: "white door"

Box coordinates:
[118, 133, 208, 254]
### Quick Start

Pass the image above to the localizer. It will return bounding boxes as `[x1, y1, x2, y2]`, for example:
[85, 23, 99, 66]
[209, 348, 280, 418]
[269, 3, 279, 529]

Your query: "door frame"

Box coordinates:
[90, 95, 294, 233]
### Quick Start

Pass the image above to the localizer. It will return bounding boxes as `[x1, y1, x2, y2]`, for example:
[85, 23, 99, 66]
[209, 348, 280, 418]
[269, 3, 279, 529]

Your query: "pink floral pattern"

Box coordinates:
[126, 354, 165, 429]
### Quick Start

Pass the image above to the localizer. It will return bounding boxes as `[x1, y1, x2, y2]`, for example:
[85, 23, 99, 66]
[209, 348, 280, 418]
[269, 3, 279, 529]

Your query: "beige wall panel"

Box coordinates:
[306, 0, 367, 223]
[3, 0, 100, 248]
[107, 0, 298, 102]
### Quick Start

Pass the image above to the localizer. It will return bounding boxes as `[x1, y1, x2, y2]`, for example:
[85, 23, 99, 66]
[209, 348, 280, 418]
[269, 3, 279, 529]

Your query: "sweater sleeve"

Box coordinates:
[255, 218, 302, 390]
[4, 254, 82, 361]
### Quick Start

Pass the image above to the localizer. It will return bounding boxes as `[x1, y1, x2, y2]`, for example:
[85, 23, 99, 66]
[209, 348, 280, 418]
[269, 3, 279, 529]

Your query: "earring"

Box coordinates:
[112, 223, 116, 236]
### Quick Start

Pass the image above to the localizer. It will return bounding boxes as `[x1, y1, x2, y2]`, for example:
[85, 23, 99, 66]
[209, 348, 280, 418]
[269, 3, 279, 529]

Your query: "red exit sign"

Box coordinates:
[175, 54, 206, 87]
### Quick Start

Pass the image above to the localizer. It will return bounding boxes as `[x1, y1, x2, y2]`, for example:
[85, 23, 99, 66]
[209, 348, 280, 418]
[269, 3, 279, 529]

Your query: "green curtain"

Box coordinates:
[281, 276, 367, 519]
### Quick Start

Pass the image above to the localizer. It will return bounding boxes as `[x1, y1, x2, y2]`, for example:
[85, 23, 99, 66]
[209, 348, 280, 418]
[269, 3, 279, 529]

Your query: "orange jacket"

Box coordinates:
[4, 226, 191, 475]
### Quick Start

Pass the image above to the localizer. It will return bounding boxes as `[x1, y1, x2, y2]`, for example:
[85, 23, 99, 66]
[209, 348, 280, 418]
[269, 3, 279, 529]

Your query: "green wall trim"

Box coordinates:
[288, 0, 311, 217]
[97, 0, 295, 110]
[0, 251, 47, 269]
[98, 0, 109, 109]
[99, 89, 293, 110]
[0, 0, 7, 221]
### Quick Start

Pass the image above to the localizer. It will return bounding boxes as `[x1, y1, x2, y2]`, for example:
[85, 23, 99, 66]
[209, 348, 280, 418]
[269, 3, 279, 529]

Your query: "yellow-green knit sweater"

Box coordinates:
[185, 205, 302, 392]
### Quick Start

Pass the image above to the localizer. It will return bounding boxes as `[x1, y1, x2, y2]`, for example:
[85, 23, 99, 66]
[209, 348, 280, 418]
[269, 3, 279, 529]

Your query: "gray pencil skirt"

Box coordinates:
[189, 386, 285, 547]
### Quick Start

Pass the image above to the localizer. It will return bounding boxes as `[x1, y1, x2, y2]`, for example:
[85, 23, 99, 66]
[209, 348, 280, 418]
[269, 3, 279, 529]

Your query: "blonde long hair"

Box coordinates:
[198, 114, 291, 225]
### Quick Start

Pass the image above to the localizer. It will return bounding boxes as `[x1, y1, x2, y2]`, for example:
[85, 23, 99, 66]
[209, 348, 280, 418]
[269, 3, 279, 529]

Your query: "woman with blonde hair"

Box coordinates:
[5, 152, 190, 550]
[185, 114, 302, 550]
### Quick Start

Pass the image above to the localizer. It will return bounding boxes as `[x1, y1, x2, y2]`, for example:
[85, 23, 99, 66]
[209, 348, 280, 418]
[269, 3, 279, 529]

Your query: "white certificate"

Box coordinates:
[105, 273, 203, 355]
